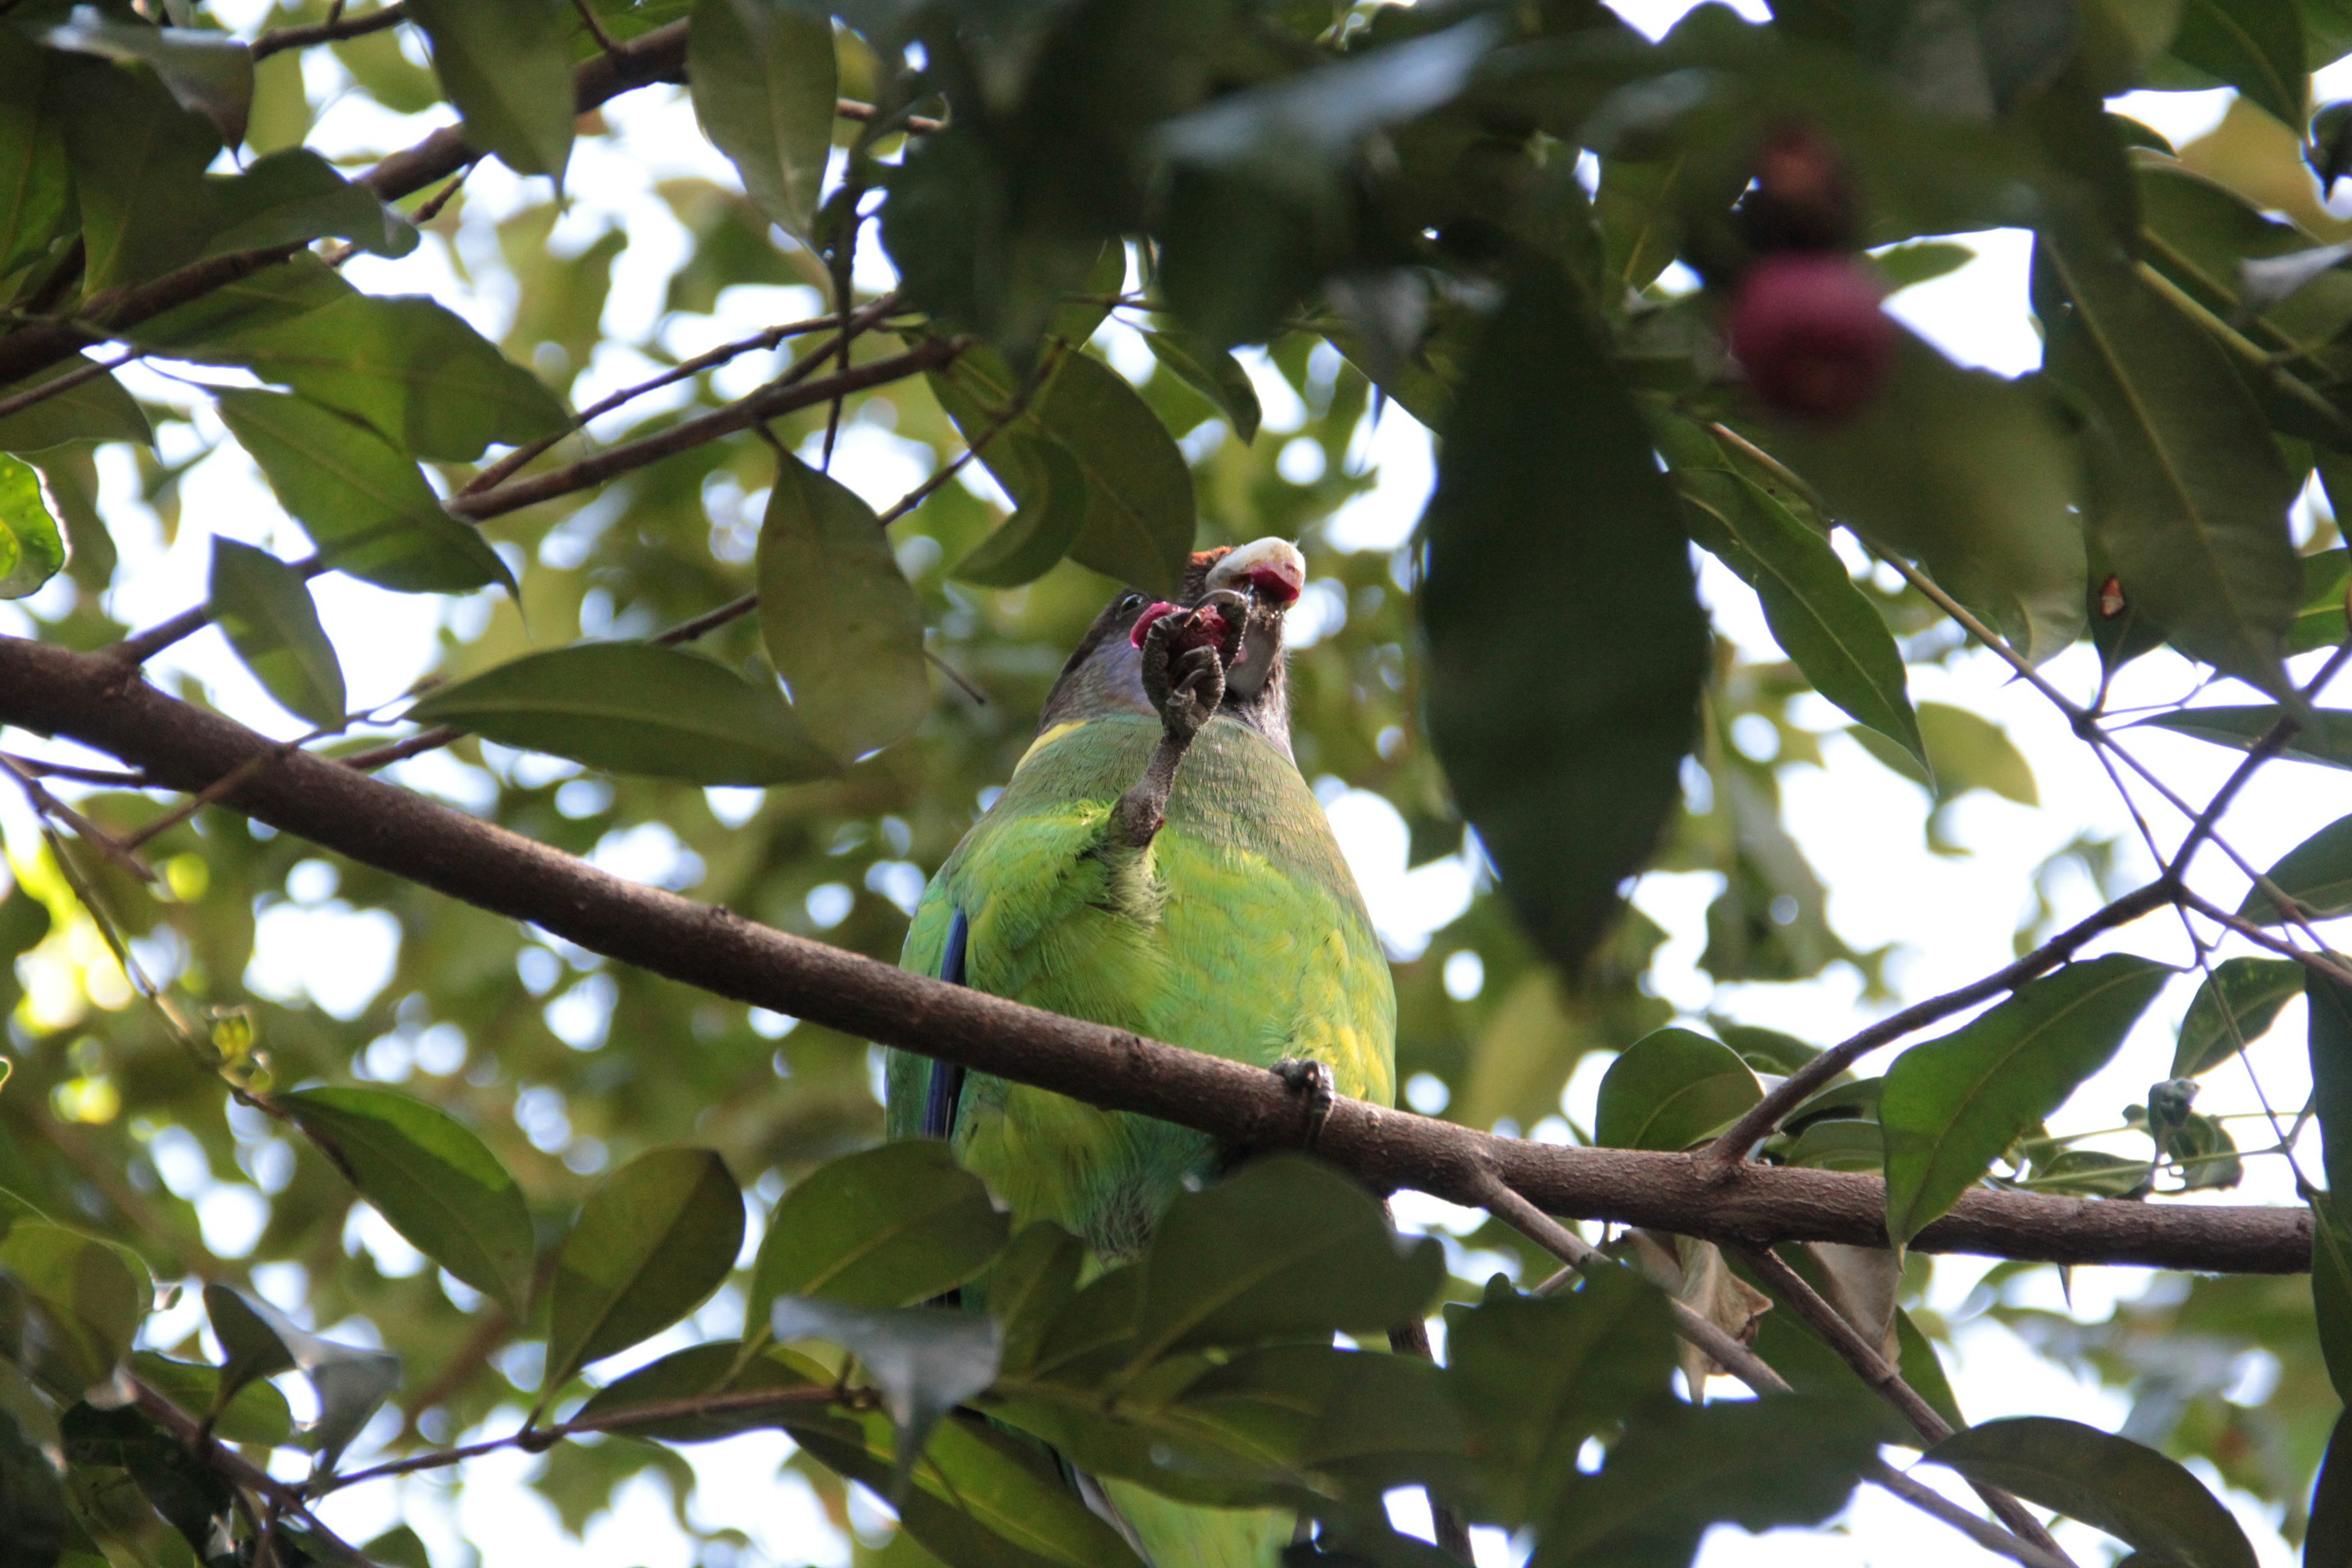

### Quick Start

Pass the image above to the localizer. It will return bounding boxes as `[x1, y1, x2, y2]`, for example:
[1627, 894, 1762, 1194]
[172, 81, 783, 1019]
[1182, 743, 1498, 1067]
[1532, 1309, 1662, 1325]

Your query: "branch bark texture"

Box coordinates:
[0, 634, 2313, 1276]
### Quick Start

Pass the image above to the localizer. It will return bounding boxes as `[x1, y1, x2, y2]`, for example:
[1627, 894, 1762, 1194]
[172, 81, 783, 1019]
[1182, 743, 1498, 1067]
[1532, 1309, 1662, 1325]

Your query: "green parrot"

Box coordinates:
[884, 537, 1396, 1567]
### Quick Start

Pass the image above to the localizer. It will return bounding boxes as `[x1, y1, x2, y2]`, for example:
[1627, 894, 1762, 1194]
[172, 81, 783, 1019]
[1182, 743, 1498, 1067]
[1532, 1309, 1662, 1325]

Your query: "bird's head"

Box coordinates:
[1041, 537, 1308, 752]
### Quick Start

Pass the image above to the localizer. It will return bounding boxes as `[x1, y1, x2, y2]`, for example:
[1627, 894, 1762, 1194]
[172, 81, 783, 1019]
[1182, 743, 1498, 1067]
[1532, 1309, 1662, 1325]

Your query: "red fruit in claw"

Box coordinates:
[1726, 252, 1896, 420]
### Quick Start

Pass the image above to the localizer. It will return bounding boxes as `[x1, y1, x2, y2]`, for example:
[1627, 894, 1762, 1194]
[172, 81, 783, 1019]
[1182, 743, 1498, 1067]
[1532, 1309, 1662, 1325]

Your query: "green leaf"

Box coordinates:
[548, 1147, 745, 1387]
[129, 1352, 293, 1448]
[688, 0, 836, 240]
[1872, 239, 1975, 292]
[2038, 236, 2300, 695]
[990, 1222, 1086, 1378]
[0, 454, 64, 600]
[1706, 468, 1924, 767]
[2308, 1410, 2352, 1567]
[2310, 1196, 2352, 1400]
[40, 10, 254, 144]
[2021, 1147, 2152, 1196]
[213, 387, 514, 595]
[407, 0, 576, 180]
[2173, 956, 2304, 1076]
[1847, 701, 2038, 804]
[0, 1222, 146, 1392]
[0, 1406, 66, 1568]
[1142, 330, 1263, 443]
[948, 433, 1091, 588]
[1593, 1028, 1762, 1152]
[2139, 703, 2352, 771]
[1880, 954, 2171, 1244]
[747, 1142, 1008, 1326]
[203, 148, 418, 259]
[2240, 813, 2352, 922]
[137, 259, 570, 462]
[1924, 1416, 2258, 1568]
[1774, 1118, 1885, 1172]
[208, 538, 345, 729]
[1421, 260, 1708, 973]
[0, 362, 151, 454]
[2309, 972, 2352, 1198]
[50, 56, 221, 292]
[1766, 333, 2086, 666]
[1535, 1394, 1882, 1567]
[200, 1284, 295, 1412]
[279, 1086, 533, 1314]
[572, 1340, 821, 1443]
[2291, 548, 2348, 653]
[771, 1295, 1002, 1498]
[406, 643, 839, 786]
[929, 345, 1196, 595]
[1441, 1267, 1678, 1526]
[756, 451, 931, 763]
[0, 36, 71, 283]
[2168, 0, 2305, 128]
[61, 1403, 230, 1556]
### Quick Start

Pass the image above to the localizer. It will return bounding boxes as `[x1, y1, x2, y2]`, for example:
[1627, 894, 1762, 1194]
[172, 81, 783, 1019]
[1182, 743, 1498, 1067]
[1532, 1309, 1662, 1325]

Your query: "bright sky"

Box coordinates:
[7, 1, 2352, 1564]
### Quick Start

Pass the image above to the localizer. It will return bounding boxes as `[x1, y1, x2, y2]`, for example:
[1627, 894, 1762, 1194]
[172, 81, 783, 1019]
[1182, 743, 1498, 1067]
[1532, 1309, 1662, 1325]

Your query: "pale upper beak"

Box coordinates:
[1205, 537, 1305, 608]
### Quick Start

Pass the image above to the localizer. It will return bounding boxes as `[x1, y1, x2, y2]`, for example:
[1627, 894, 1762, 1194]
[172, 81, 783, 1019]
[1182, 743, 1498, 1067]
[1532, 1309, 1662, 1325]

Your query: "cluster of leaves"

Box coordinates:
[12, 0, 2352, 1562]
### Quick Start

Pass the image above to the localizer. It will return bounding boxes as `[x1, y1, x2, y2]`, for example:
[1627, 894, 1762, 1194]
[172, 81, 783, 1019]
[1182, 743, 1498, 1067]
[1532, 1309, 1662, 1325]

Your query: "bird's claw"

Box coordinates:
[1140, 590, 1248, 742]
[1271, 1057, 1335, 1148]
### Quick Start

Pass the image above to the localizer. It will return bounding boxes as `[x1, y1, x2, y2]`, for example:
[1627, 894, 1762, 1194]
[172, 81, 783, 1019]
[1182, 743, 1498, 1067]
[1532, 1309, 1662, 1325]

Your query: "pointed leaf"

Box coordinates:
[214, 387, 513, 595]
[1924, 1416, 2258, 1568]
[2040, 238, 2299, 694]
[2291, 548, 2348, 652]
[1768, 332, 2086, 665]
[2169, 0, 2305, 129]
[929, 345, 1195, 595]
[0, 1222, 145, 1392]
[130, 1352, 294, 1448]
[200, 1284, 295, 1410]
[2140, 703, 2352, 771]
[40, 10, 253, 143]
[0, 455, 64, 600]
[747, 1142, 1007, 1326]
[279, 1087, 533, 1315]
[405, 643, 839, 786]
[990, 1222, 1085, 1378]
[202, 1290, 398, 1469]
[407, 0, 575, 180]
[0, 36, 70, 283]
[571, 1340, 821, 1443]
[2173, 956, 2303, 1076]
[549, 1148, 745, 1387]
[0, 362, 151, 454]
[209, 538, 345, 729]
[2307, 1411, 2352, 1567]
[1142, 330, 1262, 443]
[757, 451, 930, 763]
[771, 1295, 1001, 1497]
[1421, 259, 1708, 973]
[949, 434, 1090, 588]
[51, 56, 221, 292]
[203, 148, 417, 259]
[2308, 971, 2352, 1197]
[2242, 814, 2352, 922]
[1881, 954, 2171, 1243]
[1593, 1028, 1763, 1153]
[688, 0, 836, 239]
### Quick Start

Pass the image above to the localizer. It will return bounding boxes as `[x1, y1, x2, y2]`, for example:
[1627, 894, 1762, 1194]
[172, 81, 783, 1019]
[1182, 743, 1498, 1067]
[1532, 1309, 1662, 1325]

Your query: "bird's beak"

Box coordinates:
[1203, 538, 1303, 699]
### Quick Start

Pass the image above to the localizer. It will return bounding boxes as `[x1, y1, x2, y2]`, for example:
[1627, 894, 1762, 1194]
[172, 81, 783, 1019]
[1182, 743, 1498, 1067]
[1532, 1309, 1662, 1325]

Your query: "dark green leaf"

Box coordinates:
[688, 0, 835, 239]
[0, 36, 70, 284]
[280, 1086, 533, 1314]
[771, 1295, 1002, 1497]
[2168, 0, 2305, 128]
[0, 1407, 66, 1568]
[1535, 1395, 1882, 1567]
[1708, 1019, 1821, 1076]
[757, 451, 931, 763]
[2241, 813, 2352, 922]
[0, 362, 151, 454]
[203, 148, 418, 259]
[1872, 239, 1976, 291]
[548, 1147, 745, 1387]
[2307, 1410, 2352, 1567]
[209, 538, 345, 729]
[929, 345, 1196, 595]
[1441, 1267, 1678, 1526]
[201, 1284, 295, 1412]
[129, 1352, 293, 1448]
[2309, 1194, 2352, 1401]
[40, 10, 253, 144]
[214, 387, 514, 595]
[2139, 703, 2352, 771]
[1184, 1341, 1468, 1499]
[407, 0, 575, 179]
[60, 1403, 231, 1555]
[2022, 1147, 2152, 1196]
[2309, 972, 2352, 1197]
[949, 433, 1091, 588]
[360, 1526, 435, 1568]
[2174, 957, 2304, 1076]
[989, 1222, 1085, 1378]
[1774, 1118, 1885, 1172]
[572, 1340, 821, 1443]
[2291, 548, 2348, 654]
[1593, 1028, 1762, 1152]
[747, 1141, 1008, 1324]
[1421, 259, 1708, 973]
[1924, 1416, 2258, 1568]
[0, 454, 64, 600]
[50, 56, 221, 292]
[406, 643, 839, 785]
[1142, 330, 1263, 443]
[2040, 236, 2300, 695]
[1767, 333, 2086, 665]
[1881, 954, 2171, 1243]
[0, 1222, 146, 1392]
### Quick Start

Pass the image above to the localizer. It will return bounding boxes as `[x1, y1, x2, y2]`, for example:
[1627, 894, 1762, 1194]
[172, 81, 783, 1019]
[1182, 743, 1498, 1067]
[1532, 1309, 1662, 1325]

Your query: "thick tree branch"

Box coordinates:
[0, 635, 2315, 1276]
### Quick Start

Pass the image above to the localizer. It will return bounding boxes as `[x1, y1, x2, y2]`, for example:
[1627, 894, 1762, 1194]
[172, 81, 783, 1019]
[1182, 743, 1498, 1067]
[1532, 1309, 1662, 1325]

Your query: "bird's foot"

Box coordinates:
[1270, 1057, 1335, 1149]
[1139, 589, 1246, 744]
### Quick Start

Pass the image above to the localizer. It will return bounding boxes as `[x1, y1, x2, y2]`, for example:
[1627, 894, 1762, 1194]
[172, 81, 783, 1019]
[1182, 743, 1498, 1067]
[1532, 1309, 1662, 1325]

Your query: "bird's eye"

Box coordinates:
[1117, 592, 1145, 612]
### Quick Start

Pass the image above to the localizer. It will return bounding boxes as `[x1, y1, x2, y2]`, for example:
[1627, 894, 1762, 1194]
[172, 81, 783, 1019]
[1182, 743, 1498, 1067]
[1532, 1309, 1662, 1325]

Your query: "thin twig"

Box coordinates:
[2168, 638, 2352, 878]
[834, 98, 945, 135]
[0, 754, 154, 881]
[0, 349, 140, 424]
[121, 741, 312, 852]
[251, 1, 407, 60]
[0, 752, 146, 786]
[567, 0, 621, 55]
[1865, 1461, 2073, 1568]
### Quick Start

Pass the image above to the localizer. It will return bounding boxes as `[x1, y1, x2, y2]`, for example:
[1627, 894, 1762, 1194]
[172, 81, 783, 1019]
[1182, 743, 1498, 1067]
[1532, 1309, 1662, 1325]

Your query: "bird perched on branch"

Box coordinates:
[884, 537, 1396, 1566]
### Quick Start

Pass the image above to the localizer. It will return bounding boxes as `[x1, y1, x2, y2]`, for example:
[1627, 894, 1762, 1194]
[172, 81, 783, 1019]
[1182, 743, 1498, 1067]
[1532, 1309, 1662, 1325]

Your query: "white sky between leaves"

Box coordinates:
[1, 1, 2348, 1563]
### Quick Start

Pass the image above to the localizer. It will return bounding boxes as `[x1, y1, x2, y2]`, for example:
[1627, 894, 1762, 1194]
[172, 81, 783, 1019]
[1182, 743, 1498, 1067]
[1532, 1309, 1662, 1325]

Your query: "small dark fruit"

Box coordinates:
[1726, 252, 1896, 420]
